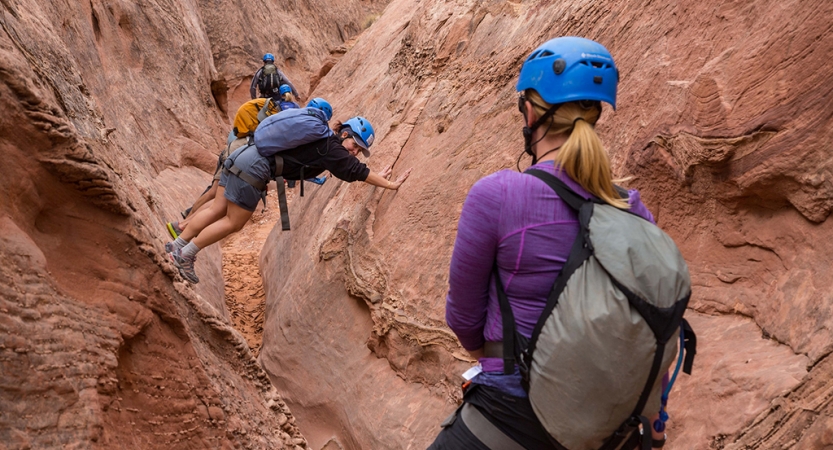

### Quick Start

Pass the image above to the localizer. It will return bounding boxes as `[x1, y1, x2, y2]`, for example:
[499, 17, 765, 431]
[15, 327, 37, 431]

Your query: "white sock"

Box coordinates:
[181, 242, 200, 260]
[174, 237, 189, 251]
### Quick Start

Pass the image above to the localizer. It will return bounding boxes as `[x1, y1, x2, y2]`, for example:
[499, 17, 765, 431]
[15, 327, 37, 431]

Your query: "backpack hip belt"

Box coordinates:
[459, 403, 525, 450]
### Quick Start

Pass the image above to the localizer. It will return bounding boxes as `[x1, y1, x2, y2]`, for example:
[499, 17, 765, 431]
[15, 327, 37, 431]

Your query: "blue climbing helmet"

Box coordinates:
[342, 116, 375, 157]
[516, 36, 618, 109]
[306, 98, 333, 121]
[263, 53, 275, 63]
[278, 84, 292, 96]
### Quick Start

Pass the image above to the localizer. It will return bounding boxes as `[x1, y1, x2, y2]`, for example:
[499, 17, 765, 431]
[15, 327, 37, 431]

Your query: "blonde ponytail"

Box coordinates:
[282, 92, 295, 103]
[526, 92, 629, 209]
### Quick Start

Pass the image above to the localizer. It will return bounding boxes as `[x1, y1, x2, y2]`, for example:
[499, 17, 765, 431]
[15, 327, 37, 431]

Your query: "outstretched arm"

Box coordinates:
[364, 166, 412, 190]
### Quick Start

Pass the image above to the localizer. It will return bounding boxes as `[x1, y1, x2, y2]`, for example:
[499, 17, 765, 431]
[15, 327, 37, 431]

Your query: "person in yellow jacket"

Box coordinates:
[232, 97, 280, 138]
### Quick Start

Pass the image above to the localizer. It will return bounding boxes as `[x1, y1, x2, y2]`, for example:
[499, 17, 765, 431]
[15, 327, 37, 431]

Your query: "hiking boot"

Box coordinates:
[169, 248, 199, 284]
[166, 221, 183, 239]
[181, 207, 192, 219]
[165, 241, 174, 253]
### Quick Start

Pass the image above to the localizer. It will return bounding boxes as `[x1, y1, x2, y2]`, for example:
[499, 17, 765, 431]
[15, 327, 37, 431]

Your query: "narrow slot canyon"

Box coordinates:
[2, 0, 833, 449]
[220, 195, 276, 358]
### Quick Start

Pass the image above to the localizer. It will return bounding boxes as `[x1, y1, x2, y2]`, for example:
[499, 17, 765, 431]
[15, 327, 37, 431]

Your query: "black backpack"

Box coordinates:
[258, 63, 281, 97]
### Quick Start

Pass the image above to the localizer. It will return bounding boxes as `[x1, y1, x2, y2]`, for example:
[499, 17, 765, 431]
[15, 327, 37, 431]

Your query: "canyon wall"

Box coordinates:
[0, 0, 385, 448]
[259, 0, 833, 449]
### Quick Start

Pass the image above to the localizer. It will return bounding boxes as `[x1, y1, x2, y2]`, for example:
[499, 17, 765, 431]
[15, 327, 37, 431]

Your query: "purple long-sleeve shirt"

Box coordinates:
[446, 161, 655, 394]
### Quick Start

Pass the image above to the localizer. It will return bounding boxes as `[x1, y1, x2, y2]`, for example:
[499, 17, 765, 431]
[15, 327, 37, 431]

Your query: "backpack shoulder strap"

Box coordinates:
[492, 169, 597, 381]
[493, 265, 528, 375]
[525, 168, 591, 211]
[614, 184, 629, 199]
[257, 98, 272, 122]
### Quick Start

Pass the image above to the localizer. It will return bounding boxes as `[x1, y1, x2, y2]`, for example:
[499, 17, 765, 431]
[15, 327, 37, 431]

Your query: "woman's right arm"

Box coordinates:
[322, 141, 413, 187]
[446, 176, 502, 352]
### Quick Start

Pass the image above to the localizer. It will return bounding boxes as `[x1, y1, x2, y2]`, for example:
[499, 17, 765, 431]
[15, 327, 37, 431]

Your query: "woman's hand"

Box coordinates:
[387, 168, 412, 190]
[650, 413, 666, 449]
[378, 165, 393, 179]
[365, 167, 412, 190]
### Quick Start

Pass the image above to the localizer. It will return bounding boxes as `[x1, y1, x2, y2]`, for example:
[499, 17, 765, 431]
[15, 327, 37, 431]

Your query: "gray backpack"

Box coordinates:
[495, 169, 696, 450]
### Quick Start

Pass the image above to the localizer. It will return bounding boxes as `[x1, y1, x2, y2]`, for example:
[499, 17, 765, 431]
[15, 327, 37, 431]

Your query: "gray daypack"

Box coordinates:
[495, 169, 696, 450]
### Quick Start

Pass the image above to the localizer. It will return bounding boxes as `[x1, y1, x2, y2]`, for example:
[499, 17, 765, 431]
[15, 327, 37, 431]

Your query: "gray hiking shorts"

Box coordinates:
[219, 144, 271, 212]
[220, 171, 261, 212]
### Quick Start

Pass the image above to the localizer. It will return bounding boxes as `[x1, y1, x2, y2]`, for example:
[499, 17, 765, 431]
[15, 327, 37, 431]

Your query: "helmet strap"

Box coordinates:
[524, 102, 559, 165]
[536, 145, 562, 162]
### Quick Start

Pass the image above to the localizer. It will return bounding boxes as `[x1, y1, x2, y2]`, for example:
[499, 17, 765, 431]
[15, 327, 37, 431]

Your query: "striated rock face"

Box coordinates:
[258, 0, 833, 449]
[0, 0, 385, 448]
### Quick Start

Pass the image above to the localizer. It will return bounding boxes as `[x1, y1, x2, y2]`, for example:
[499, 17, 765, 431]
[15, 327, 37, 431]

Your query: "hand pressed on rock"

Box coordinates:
[387, 168, 412, 190]
[378, 165, 393, 179]
[366, 166, 411, 190]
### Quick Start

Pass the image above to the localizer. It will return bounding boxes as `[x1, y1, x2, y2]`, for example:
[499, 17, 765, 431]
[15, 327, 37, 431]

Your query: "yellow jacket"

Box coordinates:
[233, 98, 279, 137]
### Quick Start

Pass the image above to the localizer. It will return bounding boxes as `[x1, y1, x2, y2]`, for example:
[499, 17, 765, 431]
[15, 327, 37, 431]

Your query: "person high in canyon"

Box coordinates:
[250, 52, 299, 100]
[430, 37, 686, 450]
[275, 84, 300, 111]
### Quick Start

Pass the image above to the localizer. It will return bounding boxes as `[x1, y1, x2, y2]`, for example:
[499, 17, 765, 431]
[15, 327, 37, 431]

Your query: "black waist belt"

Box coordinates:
[460, 403, 525, 450]
[483, 341, 504, 358]
[272, 155, 290, 231]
